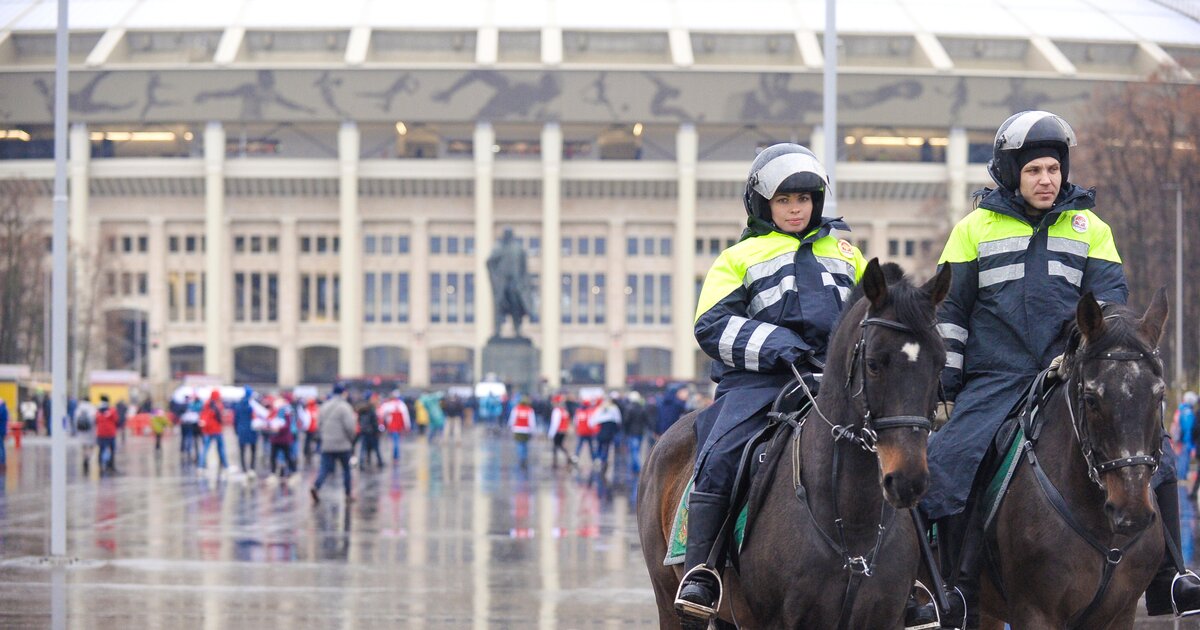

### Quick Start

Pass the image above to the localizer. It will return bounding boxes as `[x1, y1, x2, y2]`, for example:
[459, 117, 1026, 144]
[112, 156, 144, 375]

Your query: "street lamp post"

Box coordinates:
[1166, 183, 1184, 396]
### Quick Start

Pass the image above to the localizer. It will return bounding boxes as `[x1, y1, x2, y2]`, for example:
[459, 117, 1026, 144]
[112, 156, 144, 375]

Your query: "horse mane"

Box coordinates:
[821, 266, 945, 413]
[1063, 303, 1163, 377]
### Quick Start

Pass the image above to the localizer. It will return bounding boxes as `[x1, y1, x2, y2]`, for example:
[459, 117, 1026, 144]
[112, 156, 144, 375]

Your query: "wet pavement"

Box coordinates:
[0, 426, 1197, 629]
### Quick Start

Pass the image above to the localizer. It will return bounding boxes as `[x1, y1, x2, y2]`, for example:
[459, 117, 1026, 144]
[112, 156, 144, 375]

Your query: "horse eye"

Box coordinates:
[1083, 393, 1101, 411]
[865, 358, 882, 375]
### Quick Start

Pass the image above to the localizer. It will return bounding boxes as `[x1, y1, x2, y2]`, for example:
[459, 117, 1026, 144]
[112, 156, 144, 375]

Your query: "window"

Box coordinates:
[660, 238, 672, 257]
[168, 273, 179, 321]
[364, 235, 377, 255]
[709, 239, 721, 255]
[398, 273, 410, 323]
[465, 237, 475, 255]
[107, 236, 117, 253]
[169, 236, 179, 252]
[137, 235, 148, 253]
[430, 236, 442, 255]
[643, 274, 654, 324]
[627, 237, 638, 256]
[464, 273, 475, 324]
[432, 272, 441, 321]
[857, 239, 869, 256]
[644, 237, 655, 256]
[561, 274, 572, 323]
[529, 274, 540, 324]
[186, 235, 197, 252]
[577, 273, 589, 324]
[267, 236, 278, 252]
[904, 239, 915, 257]
[364, 272, 376, 323]
[695, 238, 703, 255]
[595, 237, 606, 256]
[137, 273, 148, 295]
[332, 274, 340, 321]
[234, 236, 246, 253]
[332, 237, 339, 253]
[888, 239, 899, 257]
[317, 236, 328, 254]
[250, 236, 261, 253]
[380, 235, 393, 254]
[381, 273, 393, 323]
[447, 273, 459, 323]
[660, 274, 672, 324]
[447, 237, 459, 255]
[316, 275, 328, 319]
[626, 275, 638, 324]
[528, 237, 540, 256]
[250, 272, 262, 321]
[106, 272, 116, 296]
[122, 236, 133, 253]
[397, 235, 409, 254]
[121, 272, 132, 295]
[561, 237, 572, 256]
[267, 273, 277, 322]
[300, 236, 311, 253]
[578, 237, 589, 256]
[594, 274, 606, 324]
[300, 274, 310, 322]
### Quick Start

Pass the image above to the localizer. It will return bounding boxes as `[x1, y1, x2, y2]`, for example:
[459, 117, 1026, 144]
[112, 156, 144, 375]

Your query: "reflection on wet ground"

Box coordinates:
[0, 427, 1197, 628]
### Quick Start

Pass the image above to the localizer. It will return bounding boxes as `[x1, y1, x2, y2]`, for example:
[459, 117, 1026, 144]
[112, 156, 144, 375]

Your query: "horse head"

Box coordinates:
[1067, 288, 1168, 535]
[829, 259, 951, 509]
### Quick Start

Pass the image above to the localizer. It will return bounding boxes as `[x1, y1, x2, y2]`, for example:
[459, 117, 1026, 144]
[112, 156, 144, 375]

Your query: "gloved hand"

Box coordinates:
[933, 401, 955, 430]
[1046, 353, 1065, 380]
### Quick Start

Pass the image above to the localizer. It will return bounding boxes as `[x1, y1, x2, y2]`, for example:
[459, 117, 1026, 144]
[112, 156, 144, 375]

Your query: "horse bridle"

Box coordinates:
[1065, 343, 1162, 490]
[841, 315, 936, 447]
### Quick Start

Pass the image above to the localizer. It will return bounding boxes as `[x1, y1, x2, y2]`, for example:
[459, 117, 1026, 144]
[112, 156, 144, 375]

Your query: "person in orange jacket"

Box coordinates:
[199, 390, 230, 471]
[547, 395, 575, 469]
[508, 396, 536, 469]
[95, 395, 120, 474]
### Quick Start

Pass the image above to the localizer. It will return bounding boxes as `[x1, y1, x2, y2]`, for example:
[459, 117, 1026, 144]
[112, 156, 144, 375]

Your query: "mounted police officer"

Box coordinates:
[675, 144, 867, 627]
[922, 110, 1200, 626]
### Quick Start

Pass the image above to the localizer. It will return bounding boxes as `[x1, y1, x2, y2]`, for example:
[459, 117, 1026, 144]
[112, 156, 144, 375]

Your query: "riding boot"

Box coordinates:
[674, 490, 729, 629]
[1146, 481, 1200, 617]
[936, 512, 980, 630]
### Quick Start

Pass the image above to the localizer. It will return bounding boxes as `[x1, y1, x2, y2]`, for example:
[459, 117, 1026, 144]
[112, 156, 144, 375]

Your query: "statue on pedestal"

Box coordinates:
[486, 227, 534, 338]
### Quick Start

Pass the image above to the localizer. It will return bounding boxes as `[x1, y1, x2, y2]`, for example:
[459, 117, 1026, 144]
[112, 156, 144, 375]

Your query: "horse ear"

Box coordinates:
[922, 264, 952, 306]
[861, 258, 888, 310]
[1138, 287, 1169, 346]
[1076, 292, 1105, 341]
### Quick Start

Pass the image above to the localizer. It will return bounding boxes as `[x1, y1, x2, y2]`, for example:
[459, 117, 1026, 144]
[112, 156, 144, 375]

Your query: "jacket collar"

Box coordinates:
[975, 183, 1095, 227]
[740, 215, 849, 244]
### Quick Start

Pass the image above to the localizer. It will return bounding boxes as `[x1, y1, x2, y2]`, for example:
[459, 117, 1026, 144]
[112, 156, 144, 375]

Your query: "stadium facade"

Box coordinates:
[0, 0, 1197, 395]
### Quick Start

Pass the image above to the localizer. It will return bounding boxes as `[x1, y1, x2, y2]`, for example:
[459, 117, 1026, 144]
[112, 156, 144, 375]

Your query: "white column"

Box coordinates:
[809, 125, 826, 165]
[474, 123, 495, 379]
[947, 126, 969, 222]
[278, 217, 299, 387]
[606, 218, 625, 388]
[871, 220, 890, 263]
[673, 124, 698, 381]
[410, 217, 431, 387]
[203, 122, 229, 380]
[68, 123, 90, 391]
[147, 217, 168, 395]
[338, 122, 363, 377]
[540, 123, 562, 388]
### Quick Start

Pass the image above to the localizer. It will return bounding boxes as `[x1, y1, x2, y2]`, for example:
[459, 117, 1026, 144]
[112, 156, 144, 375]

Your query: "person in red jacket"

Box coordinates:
[199, 389, 230, 471]
[377, 390, 410, 465]
[573, 398, 598, 465]
[547, 395, 575, 469]
[95, 395, 120, 474]
[508, 396, 536, 469]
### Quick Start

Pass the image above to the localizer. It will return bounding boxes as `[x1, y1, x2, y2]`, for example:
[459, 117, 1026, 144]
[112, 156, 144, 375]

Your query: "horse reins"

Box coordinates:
[787, 314, 934, 630]
[1021, 339, 1162, 629]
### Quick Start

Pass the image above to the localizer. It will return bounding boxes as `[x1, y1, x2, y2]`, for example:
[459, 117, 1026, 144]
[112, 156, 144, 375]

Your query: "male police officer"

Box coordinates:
[924, 111, 1200, 626]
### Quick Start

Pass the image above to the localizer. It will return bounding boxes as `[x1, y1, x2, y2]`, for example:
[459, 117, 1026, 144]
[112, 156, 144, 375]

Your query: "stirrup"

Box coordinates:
[1172, 570, 1200, 618]
[674, 565, 723, 620]
[904, 580, 941, 630]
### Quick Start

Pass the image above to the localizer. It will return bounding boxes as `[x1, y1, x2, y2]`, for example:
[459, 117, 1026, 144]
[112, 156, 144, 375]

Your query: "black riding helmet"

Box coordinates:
[987, 110, 1077, 193]
[743, 143, 830, 236]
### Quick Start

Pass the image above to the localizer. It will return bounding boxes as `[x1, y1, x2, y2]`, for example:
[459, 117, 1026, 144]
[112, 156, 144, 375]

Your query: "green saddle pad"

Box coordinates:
[982, 425, 1027, 530]
[664, 480, 748, 566]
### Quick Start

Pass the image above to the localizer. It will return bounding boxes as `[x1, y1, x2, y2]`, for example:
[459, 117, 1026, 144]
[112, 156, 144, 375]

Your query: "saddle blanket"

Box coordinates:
[983, 424, 1027, 530]
[664, 479, 748, 566]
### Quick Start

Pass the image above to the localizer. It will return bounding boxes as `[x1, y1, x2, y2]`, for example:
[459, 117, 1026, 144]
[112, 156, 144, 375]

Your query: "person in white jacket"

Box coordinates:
[588, 396, 622, 474]
[546, 396, 576, 469]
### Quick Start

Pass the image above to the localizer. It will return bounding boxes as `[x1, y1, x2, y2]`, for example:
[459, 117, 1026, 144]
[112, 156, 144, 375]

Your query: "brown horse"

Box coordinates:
[638, 260, 951, 628]
[980, 290, 1169, 629]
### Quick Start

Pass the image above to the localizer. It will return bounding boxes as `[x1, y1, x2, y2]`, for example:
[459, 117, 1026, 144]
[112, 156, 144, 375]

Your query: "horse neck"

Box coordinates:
[797, 390, 884, 531]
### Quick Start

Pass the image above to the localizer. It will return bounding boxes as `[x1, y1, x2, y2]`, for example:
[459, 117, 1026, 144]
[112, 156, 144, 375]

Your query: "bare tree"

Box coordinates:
[0, 180, 47, 367]
[71, 229, 118, 397]
[1075, 74, 1200, 388]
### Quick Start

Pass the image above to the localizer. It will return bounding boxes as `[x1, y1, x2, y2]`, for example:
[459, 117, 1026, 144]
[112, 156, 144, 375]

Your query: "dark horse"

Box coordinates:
[638, 260, 951, 628]
[980, 290, 1169, 629]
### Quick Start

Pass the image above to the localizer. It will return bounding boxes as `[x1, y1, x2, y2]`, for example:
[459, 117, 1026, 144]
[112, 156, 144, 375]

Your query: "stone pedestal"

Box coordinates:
[481, 336, 540, 395]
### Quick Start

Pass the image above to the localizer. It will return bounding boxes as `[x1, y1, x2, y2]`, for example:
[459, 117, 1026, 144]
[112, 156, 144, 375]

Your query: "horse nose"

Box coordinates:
[882, 472, 927, 508]
[1104, 500, 1156, 535]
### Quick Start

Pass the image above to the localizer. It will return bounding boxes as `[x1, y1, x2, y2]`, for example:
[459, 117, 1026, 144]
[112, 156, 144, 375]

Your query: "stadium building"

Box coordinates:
[0, 0, 1197, 395]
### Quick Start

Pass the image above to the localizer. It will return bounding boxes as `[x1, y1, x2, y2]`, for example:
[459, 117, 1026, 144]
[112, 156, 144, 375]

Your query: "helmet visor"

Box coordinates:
[996, 111, 1077, 151]
[751, 151, 828, 200]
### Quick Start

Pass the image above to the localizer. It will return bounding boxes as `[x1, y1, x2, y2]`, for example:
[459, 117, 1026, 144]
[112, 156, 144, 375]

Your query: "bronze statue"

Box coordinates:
[486, 228, 534, 338]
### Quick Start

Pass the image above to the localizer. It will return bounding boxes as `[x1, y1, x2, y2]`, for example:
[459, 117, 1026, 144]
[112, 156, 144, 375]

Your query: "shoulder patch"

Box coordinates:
[837, 239, 855, 259]
[1071, 214, 1089, 233]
